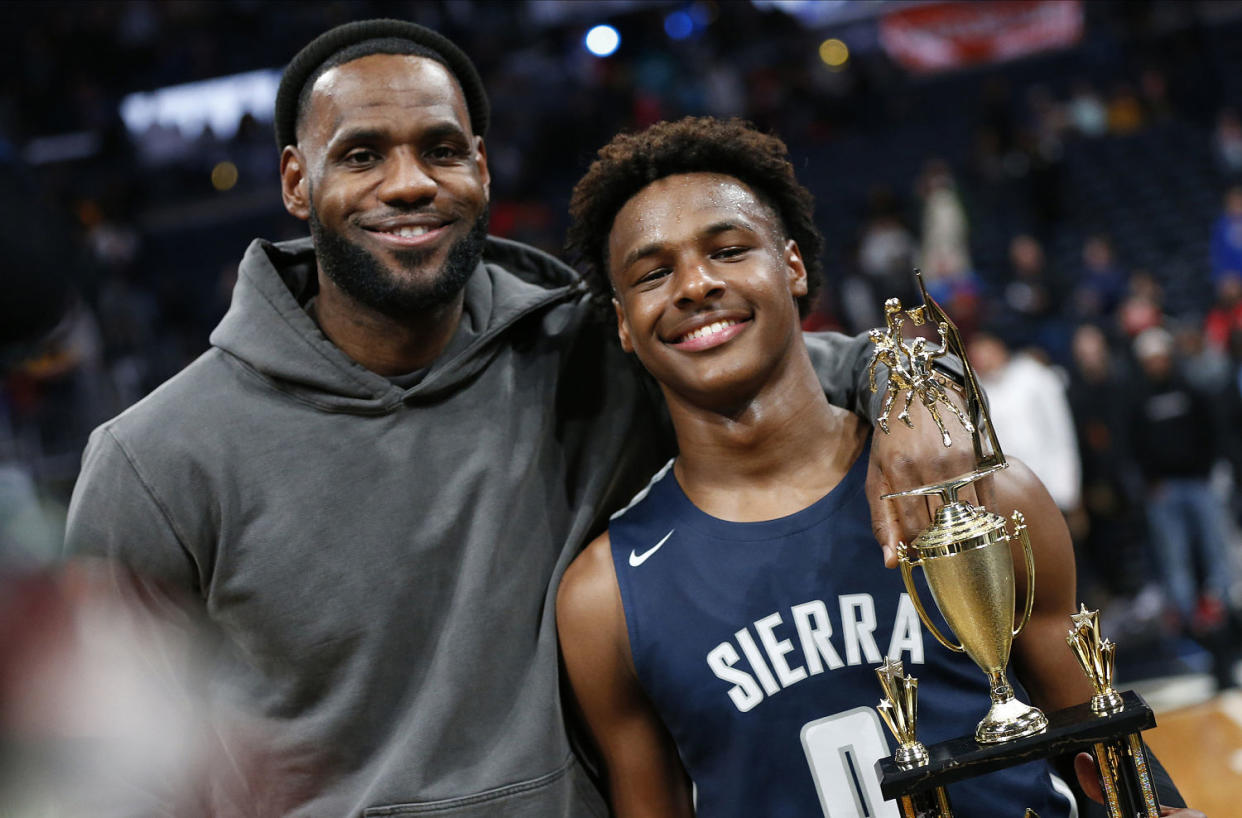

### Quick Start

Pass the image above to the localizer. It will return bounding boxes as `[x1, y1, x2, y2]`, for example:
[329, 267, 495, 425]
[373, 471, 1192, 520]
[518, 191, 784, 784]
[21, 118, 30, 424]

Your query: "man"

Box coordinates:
[63, 19, 946, 816]
[1130, 326, 1237, 634]
[557, 117, 1196, 817]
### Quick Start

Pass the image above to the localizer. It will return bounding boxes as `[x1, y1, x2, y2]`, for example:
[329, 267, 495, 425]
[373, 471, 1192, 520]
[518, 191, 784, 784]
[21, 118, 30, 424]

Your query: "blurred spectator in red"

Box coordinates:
[1116, 270, 1166, 340]
[1210, 184, 1242, 287]
[1073, 233, 1128, 319]
[1129, 327, 1238, 633]
[1202, 273, 1242, 350]
[0, 562, 292, 815]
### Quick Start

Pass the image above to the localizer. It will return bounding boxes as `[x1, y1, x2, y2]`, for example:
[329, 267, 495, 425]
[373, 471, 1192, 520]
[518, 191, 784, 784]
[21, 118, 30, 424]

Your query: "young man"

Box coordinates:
[558, 118, 1196, 818]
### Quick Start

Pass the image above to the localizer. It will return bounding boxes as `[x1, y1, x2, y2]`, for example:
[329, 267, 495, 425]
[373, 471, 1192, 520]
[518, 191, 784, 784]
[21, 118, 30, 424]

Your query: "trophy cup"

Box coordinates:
[867, 280, 1047, 745]
[868, 271, 1162, 818]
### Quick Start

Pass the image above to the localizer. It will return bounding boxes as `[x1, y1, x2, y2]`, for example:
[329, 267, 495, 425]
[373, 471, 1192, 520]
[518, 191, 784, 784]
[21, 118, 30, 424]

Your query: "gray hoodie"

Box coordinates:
[66, 235, 873, 816]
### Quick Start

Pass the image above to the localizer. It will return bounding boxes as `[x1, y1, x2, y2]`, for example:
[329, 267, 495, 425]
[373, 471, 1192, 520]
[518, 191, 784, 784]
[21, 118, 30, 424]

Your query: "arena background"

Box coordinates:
[2, 0, 1241, 811]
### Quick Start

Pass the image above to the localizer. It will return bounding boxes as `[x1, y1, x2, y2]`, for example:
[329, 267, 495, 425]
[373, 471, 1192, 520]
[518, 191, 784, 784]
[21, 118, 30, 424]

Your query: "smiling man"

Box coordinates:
[557, 117, 1197, 818]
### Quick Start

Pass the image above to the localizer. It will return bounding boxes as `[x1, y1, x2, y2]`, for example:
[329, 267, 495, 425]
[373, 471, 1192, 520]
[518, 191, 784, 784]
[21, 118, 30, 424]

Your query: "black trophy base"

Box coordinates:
[877, 689, 1156, 800]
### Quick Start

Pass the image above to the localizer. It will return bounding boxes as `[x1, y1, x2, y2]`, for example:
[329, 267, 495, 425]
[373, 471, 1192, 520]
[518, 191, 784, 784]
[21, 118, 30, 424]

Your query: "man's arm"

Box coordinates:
[996, 461, 1197, 815]
[996, 459, 1094, 711]
[557, 535, 695, 818]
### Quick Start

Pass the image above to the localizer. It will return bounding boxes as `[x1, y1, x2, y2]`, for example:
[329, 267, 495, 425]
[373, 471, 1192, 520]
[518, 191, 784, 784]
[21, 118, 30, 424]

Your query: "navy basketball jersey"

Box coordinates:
[608, 440, 1074, 818]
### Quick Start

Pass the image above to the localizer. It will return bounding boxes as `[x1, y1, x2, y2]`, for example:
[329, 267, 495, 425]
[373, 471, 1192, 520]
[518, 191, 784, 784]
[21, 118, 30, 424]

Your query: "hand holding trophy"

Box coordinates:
[870, 277, 1048, 746]
[869, 272, 1162, 818]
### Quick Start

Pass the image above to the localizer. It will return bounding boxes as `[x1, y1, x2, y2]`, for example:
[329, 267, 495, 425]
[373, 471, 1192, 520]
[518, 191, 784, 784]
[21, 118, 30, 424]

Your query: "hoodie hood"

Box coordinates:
[210, 235, 583, 413]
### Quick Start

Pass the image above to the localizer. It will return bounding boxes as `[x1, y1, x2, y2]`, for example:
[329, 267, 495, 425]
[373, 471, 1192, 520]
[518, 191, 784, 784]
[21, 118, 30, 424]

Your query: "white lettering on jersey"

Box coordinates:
[791, 600, 845, 674]
[706, 642, 765, 713]
[707, 594, 924, 713]
[886, 593, 924, 664]
[754, 612, 807, 688]
[734, 627, 780, 695]
[839, 594, 882, 666]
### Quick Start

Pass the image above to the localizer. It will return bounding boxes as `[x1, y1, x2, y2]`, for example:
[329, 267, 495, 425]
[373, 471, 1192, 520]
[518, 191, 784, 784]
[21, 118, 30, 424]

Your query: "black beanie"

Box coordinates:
[273, 18, 490, 149]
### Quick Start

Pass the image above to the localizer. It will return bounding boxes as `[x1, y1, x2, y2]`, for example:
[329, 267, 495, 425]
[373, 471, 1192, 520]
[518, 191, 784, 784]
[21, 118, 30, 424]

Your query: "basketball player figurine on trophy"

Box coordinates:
[868, 270, 1161, 818]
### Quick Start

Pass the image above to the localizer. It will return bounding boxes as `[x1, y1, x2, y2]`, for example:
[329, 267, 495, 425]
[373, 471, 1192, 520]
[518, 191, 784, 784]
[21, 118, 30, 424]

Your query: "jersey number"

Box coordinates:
[801, 707, 900, 817]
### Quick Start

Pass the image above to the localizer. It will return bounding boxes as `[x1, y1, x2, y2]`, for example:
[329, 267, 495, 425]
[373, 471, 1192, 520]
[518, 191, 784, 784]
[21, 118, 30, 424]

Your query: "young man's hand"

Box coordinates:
[865, 398, 996, 568]
[1074, 753, 1206, 817]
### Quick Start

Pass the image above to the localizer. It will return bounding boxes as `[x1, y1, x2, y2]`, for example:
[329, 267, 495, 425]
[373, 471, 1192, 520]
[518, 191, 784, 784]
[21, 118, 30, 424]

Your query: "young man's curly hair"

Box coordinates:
[566, 117, 823, 318]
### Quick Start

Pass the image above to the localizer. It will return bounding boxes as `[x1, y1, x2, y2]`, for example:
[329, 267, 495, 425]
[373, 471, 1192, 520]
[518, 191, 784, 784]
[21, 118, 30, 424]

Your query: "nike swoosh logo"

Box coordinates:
[629, 529, 675, 567]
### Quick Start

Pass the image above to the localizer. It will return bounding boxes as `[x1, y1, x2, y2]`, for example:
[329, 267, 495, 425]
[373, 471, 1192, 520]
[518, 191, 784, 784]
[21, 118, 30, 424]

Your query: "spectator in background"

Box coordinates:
[1067, 324, 1149, 600]
[1116, 269, 1166, 341]
[1204, 272, 1242, 351]
[1173, 322, 1229, 395]
[1220, 327, 1242, 524]
[916, 159, 981, 331]
[1129, 327, 1237, 633]
[1214, 108, 1242, 176]
[1210, 184, 1242, 287]
[1073, 233, 1128, 319]
[969, 327, 1082, 515]
[1138, 67, 1174, 123]
[1066, 79, 1107, 138]
[1106, 82, 1145, 135]
[1002, 233, 1069, 364]
[853, 186, 918, 327]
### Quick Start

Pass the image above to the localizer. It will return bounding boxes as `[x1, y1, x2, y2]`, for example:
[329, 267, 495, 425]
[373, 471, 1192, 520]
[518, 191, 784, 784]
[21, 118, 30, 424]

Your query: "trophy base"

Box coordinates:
[975, 697, 1048, 744]
[878, 690, 1157, 802]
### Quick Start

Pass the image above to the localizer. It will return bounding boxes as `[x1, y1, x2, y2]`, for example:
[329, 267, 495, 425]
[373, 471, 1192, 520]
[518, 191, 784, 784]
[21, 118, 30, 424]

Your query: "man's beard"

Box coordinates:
[309, 206, 489, 321]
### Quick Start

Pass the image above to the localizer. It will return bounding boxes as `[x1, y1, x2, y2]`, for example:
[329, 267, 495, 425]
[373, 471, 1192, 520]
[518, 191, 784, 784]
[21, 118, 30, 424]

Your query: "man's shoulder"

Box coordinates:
[100, 348, 252, 454]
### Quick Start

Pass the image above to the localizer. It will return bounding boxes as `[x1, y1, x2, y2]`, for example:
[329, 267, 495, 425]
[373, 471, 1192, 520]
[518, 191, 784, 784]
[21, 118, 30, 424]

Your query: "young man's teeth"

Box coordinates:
[682, 320, 737, 342]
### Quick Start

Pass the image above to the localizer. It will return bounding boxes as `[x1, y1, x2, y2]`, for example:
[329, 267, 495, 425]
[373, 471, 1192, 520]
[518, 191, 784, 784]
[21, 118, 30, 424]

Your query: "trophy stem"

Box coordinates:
[975, 670, 1049, 744]
[988, 669, 1013, 703]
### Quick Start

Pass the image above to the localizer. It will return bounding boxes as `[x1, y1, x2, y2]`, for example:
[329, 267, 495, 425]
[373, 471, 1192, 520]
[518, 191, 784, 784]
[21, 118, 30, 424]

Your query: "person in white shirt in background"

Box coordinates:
[968, 327, 1082, 514]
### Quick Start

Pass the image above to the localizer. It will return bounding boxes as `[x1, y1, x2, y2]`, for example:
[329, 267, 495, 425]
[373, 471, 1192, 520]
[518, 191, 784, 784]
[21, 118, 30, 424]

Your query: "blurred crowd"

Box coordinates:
[2, 1, 1242, 666]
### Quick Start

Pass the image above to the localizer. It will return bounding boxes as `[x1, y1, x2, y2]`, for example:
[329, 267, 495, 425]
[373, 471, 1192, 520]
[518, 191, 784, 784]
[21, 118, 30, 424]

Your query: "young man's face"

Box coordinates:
[607, 172, 808, 410]
[281, 53, 491, 319]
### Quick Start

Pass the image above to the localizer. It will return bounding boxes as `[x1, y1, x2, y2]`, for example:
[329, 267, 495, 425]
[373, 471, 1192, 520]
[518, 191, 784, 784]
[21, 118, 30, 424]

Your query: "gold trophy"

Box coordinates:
[868, 276, 1047, 745]
[868, 272, 1162, 818]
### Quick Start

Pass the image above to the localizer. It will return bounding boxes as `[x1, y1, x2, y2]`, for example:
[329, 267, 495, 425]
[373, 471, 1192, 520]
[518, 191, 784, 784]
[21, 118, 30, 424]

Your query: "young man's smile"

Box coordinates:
[663, 313, 752, 351]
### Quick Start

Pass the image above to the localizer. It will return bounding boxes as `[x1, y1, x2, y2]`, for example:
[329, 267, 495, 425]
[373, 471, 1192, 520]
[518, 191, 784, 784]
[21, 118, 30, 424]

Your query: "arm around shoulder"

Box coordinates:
[557, 534, 695, 818]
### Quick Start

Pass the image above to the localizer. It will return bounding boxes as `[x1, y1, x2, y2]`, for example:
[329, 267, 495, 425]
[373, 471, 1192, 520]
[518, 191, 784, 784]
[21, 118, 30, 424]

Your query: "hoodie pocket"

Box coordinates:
[361, 755, 607, 817]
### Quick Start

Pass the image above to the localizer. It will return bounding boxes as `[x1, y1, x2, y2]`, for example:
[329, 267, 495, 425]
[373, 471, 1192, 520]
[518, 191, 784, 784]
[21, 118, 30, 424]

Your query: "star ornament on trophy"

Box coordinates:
[875, 657, 928, 770]
[1066, 604, 1124, 714]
